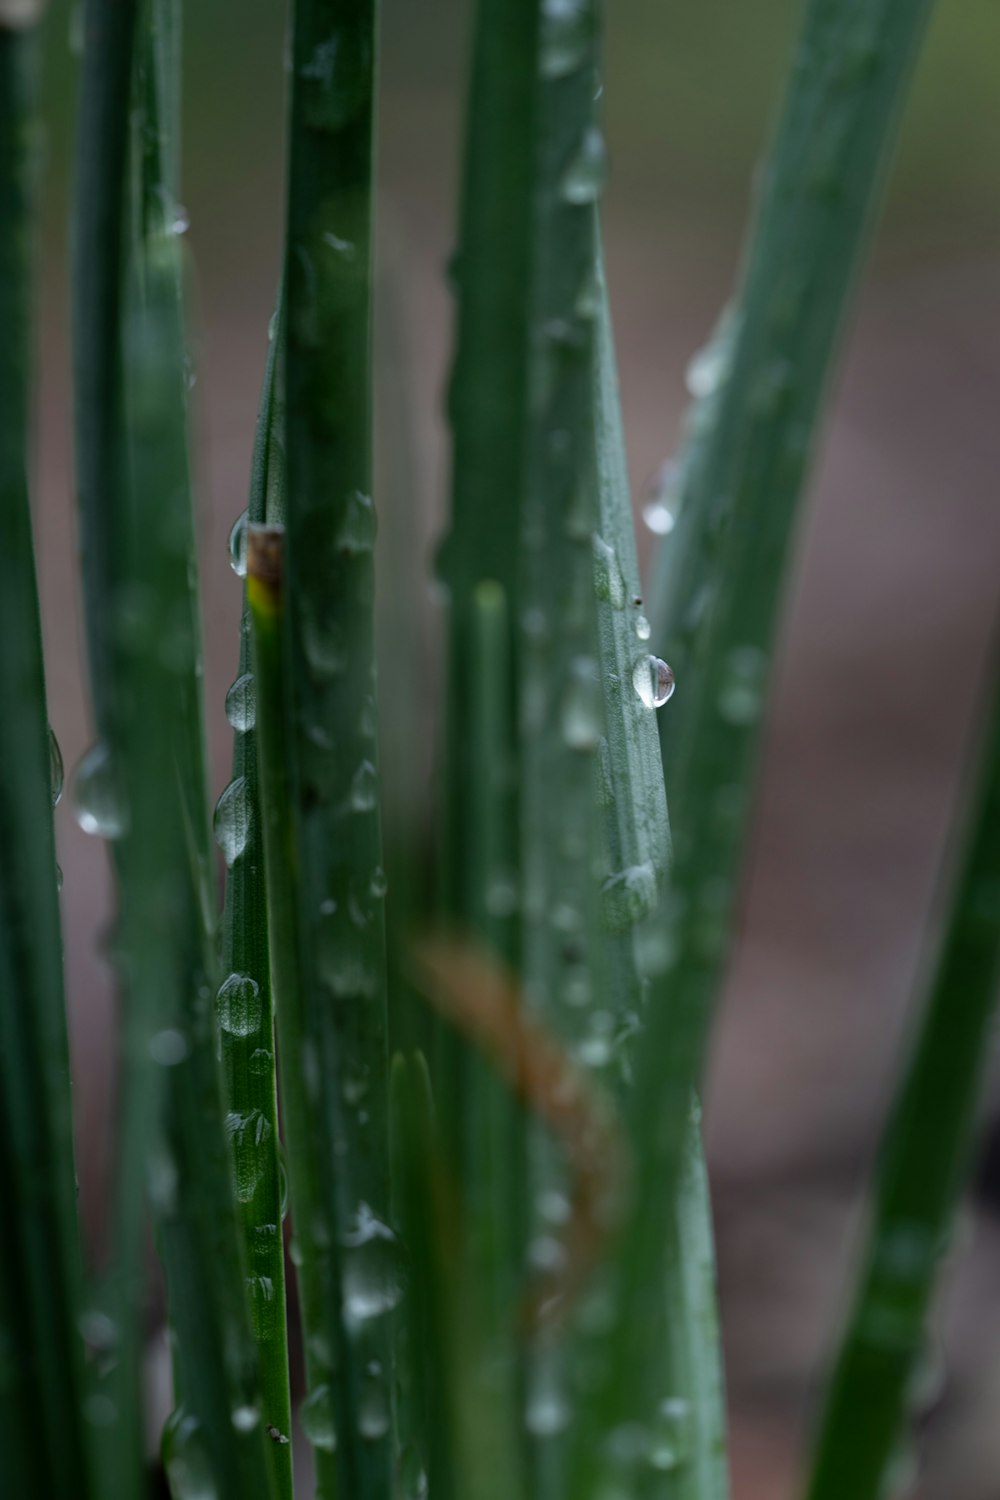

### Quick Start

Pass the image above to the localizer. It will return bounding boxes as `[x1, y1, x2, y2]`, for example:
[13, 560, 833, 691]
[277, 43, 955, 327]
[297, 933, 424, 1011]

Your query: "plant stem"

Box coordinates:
[607, 0, 936, 1445]
[277, 0, 394, 1492]
[218, 301, 294, 1494]
[804, 640, 1000, 1498]
[0, 18, 90, 1496]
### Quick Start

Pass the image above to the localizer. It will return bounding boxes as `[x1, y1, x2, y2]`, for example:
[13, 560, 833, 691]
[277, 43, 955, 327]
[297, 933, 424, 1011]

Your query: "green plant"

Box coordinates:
[3, 2, 996, 1500]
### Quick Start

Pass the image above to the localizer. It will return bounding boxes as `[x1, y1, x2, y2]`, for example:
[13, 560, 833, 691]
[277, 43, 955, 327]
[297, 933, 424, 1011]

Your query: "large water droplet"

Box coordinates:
[717, 645, 767, 726]
[225, 673, 256, 733]
[358, 1363, 389, 1440]
[73, 742, 127, 839]
[49, 726, 64, 807]
[561, 655, 602, 751]
[560, 126, 607, 205]
[228, 509, 249, 578]
[214, 777, 252, 865]
[300, 1383, 338, 1452]
[341, 1202, 406, 1331]
[632, 655, 675, 709]
[217, 973, 263, 1037]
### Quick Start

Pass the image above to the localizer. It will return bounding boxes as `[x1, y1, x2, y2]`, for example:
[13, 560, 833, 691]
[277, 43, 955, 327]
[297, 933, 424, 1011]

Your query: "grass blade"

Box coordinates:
[0, 16, 91, 1495]
[571, 242, 727, 1500]
[267, 0, 395, 1492]
[599, 0, 938, 1444]
[804, 645, 1000, 1498]
[218, 302, 294, 1490]
[73, 6, 278, 1495]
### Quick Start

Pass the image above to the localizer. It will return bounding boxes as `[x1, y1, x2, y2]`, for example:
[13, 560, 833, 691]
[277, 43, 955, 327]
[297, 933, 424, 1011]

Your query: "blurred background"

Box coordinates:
[32, 1, 1000, 1495]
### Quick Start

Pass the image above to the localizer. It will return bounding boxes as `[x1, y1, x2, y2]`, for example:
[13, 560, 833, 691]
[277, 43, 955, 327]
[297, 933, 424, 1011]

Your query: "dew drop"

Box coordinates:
[635, 614, 651, 642]
[350, 760, 378, 812]
[249, 1047, 273, 1077]
[149, 1029, 188, 1066]
[539, 0, 592, 79]
[561, 655, 602, 751]
[341, 1202, 406, 1331]
[217, 973, 263, 1037]
[73, 742, 127, 839]
[632, 655, 674, 710]
[717, 645, 767, 726]
[601, 861, 658, 932]
[83, 1393, 117, 1427]
[560, 126, 608, 205]
[300, 1383, 338, 1452]
[336, 490, 377, 554]
[369, 866, 388, 900]
[163, 1409, 218, 1500]
[231, 1404, 260, 1434]
[592, 535, 626, 608]
[358, 1364, 389, 1441]
[226, 1109, 272, 1203]
[228, 509, 249, 578]
[214, 777, 252, 866]
[525, 1385, 571, 1437]
[49, 726, 64, 807]
[225, 673, 256, 733]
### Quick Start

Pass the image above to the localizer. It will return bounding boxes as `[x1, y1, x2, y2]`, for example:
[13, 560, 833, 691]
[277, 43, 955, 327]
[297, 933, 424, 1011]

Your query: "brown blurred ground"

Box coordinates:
[33, 1, 1000, 1495]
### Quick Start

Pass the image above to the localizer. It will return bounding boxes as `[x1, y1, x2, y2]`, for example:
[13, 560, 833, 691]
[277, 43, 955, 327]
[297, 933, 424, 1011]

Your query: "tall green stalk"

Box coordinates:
[590, 0, 938, 1451]
[804, 642, 1000, 1498]
[73, 5, 276, 1496]
[0, 17, 90, 1497]
[218, 303, 293, 1496]
[265, 2, 393, 1495]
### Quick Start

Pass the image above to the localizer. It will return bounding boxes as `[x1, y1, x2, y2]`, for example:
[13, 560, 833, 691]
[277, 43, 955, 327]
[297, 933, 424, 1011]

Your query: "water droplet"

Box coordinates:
[524, 1380, 569, 1440]
[214, 777, 252, 865]
[232, 1404, 260, 1434]
[642, 459, 680, 535]
[72, 742, 127, 839]
[561, 655, 602, 751]
[226, 1109, 272, 1203]
[632, 655, 674, 709]
[540, 0, 592, 79]
[49, 726, 64, 807]
[593, 535, 626, 608]
[646, 1397, 690, 1471]
[149, 1029, 188, 1066]
[350, 760, 378, 812]
[635, 614, 651, 641]
[300, 1383, 338, 1451]
[171, 205, 190, 236]
[323, 230, 357, 261]
[228, 509, 249, 578]
[341, 1202, 406, 1331]
[602, 861, 658, 932]
[163, 1409, 218, 1500]
[369, 866, 388, 899]
[79, 1308, 118, 1354]
[685, 322, 733, 399]
[336, 490, 377, 554]
[717, 645, 767, 726]
[249, 1047, 273, 1077]
[56, 862, 63, 891]
[358, 1363, 389, 1440]
[560, 126, 607, 205]
[217, 973, 263, 1037]
[225, 673, 256, 733]
[245, 1272, 275, 1346]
